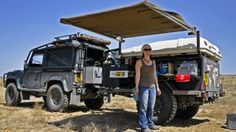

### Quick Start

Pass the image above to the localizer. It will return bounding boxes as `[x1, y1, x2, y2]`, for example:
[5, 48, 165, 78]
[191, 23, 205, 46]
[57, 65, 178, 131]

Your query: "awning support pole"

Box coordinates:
[116, 36, 124, 55]
[197, 30, 201, 57]
[196, 30, 204, 78]
[119, 41, 122, 54]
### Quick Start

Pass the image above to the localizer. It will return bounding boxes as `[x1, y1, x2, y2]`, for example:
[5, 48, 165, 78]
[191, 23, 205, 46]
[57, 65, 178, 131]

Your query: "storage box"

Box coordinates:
[84, 66, 102, 84]
[227, 113, 236, 130]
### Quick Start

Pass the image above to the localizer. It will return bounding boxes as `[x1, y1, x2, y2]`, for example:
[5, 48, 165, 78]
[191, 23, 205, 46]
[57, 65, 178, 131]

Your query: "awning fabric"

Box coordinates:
[60, 1, 193, 38]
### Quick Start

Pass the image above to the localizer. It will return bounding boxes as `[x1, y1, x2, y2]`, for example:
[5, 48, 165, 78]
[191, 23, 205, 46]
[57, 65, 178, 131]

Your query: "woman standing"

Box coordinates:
[135, 44, 161, 132]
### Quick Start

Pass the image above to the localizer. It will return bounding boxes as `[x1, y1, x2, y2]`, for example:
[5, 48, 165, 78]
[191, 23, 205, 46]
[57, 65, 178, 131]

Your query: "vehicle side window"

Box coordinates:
[45, 48, 73, 68]
[29, 53, 43, 67]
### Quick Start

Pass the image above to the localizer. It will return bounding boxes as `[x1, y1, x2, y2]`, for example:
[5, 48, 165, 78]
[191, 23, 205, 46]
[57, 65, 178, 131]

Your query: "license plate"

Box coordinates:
[115, 72, 125, 77]
[110, 70, 128, 78]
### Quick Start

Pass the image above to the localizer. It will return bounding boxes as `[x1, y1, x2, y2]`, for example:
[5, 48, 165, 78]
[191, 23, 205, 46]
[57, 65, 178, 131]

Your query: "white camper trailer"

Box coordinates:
[120, 37, 222, 121]
[122, 37, 222, 61]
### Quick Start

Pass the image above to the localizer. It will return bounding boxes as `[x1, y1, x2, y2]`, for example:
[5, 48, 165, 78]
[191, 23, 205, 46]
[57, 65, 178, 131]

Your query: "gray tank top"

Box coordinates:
[139, 59, 156, 87]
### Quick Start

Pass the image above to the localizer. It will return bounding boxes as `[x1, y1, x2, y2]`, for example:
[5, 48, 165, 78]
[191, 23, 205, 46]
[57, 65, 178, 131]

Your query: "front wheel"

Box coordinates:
[5, 83, 21, 106]
[46, 84, 69, 112]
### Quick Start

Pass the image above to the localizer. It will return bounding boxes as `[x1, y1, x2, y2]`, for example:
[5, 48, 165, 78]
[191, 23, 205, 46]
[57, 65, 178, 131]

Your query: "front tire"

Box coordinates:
[46, 84, 69, 112]
[175, 105, 199, 119]
[154, 87, 177, 125]
[5, 83, 21, 106]
[84, 98, 104, 110]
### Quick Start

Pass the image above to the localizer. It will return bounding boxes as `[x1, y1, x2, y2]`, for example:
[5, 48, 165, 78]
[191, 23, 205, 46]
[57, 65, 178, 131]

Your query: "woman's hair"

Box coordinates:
[141, 44, 152, 52]
[141, 44, 152, 59]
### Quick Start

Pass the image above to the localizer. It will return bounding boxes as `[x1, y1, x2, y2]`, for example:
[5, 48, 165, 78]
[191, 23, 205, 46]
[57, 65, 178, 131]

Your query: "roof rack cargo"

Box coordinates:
[53, 32, 111, 45]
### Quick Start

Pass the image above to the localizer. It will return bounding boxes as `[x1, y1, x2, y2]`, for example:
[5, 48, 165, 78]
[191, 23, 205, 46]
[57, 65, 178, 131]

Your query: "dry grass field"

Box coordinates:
[0, 76, 236, 132]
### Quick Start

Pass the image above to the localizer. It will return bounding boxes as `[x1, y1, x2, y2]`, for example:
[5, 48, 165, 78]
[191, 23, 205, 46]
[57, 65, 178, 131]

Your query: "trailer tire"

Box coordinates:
[84, 98, 104, 110]
[5, 83, 21, 106]
[136, 87, 177, 125]
[46, 84, 69, 112]
[175, 105, 199, 119]
[154, 88, 177, 125]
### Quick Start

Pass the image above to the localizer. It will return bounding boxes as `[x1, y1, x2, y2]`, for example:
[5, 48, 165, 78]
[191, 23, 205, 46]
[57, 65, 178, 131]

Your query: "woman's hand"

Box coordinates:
[135, 87, 139, 96]
[157, 88, 161, 96]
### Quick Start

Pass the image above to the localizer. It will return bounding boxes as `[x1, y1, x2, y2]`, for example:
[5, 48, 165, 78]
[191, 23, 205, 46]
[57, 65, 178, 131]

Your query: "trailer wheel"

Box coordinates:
[154, 88, 177, 125]
[175, 105, 199, 119]
[46, 84, 69, 112]
[84, 98, 104, 110]
[5, 83, 21, 106]
[136, 87, 177, 125]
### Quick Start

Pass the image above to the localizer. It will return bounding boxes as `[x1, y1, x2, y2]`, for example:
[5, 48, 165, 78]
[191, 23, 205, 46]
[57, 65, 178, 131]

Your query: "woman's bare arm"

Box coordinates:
[153, 61, 161, 95]
[135, 59, 142, 96]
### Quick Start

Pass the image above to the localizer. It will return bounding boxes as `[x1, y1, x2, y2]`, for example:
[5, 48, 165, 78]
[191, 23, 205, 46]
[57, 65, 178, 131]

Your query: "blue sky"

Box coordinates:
[0, 0, 235, 75]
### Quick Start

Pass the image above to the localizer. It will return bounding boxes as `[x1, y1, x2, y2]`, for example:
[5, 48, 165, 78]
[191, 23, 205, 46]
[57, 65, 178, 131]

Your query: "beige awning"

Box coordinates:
[60, 1, 194, 38]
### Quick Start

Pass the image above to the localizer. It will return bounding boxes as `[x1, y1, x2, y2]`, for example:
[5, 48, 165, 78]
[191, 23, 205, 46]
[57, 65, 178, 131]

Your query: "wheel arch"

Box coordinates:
[46, 78, 71, 93]
[6, 79, 17, 88]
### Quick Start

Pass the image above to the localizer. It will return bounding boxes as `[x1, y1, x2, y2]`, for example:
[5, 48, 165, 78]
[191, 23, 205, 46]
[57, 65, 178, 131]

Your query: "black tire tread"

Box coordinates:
[84, 98, 104, 110]
[46, 84, 69, 112]
[155, 85, 177, 125]
[175, 105, 199, 119]
[5, 83, 21, 106]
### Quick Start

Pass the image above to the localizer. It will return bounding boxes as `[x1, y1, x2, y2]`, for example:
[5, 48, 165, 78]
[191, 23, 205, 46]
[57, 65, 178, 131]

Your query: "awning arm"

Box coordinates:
[145, 1, 197, 35]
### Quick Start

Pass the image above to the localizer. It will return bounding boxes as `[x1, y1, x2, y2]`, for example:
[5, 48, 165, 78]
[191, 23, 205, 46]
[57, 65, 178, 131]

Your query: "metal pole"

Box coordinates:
[119, 41, 122, 54]
[196, 31, 204, 78]
[197, 31, 201, 56]
[197, 31, 201, 57]
[116, 36, 124, 55]
[148, 5, 196, 34]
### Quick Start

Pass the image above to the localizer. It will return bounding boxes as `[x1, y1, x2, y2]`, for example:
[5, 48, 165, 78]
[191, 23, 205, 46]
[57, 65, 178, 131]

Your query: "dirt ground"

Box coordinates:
[0, 76, 236, 132]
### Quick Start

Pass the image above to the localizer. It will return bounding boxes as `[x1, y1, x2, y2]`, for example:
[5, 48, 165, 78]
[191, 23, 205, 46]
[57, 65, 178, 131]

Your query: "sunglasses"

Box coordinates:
[143, 48, 152, 51]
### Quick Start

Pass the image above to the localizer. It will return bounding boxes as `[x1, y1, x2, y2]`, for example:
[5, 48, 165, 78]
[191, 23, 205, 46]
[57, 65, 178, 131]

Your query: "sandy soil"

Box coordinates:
[0, 76, 236, 132]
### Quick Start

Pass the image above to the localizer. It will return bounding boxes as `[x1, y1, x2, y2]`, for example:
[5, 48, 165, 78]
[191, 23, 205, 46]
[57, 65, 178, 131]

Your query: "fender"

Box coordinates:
[5, 70, 23, 88]
[46, 76, 72, 92]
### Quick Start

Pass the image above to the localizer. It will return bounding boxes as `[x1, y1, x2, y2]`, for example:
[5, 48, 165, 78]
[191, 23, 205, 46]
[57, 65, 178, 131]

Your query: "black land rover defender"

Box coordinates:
[3, 33, 113, 112]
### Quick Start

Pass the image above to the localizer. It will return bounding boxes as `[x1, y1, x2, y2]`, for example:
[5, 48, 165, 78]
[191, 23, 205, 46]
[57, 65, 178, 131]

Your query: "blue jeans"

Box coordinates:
[139, 85, 156, 129]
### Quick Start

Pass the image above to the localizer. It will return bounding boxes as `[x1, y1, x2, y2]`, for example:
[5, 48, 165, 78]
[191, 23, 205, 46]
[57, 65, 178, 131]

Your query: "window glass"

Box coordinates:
[46, 48, 73, 68]
[29, 53, 43, 67]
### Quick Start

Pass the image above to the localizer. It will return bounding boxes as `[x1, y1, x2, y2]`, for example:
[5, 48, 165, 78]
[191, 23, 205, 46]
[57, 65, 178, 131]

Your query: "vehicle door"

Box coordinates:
[23, 50, 44, 89]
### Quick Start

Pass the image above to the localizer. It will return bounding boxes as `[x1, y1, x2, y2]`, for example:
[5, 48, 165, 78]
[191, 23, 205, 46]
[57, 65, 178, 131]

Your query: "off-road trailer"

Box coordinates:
[60, 1, 222, 124]
[3, 1, 222, 125]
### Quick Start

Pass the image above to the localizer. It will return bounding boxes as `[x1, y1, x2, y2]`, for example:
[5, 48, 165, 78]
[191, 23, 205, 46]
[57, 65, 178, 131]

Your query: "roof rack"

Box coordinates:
[53, 32, 111, 45]
[30, 32, 111, 52]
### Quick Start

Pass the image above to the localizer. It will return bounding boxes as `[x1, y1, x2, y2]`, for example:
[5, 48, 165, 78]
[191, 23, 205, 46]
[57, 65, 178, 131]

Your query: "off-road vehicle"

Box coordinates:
[3, 33, 112, 112]
[3, 1, 222, 124]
